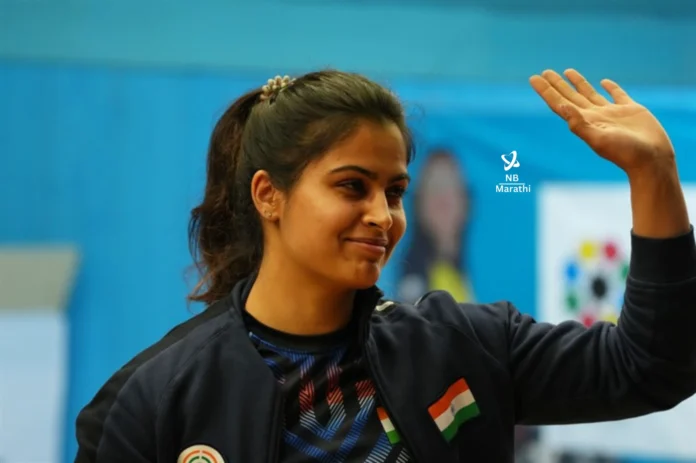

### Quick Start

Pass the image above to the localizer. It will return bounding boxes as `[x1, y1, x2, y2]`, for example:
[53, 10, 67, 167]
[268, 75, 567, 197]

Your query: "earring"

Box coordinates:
[264, 210, 272, 218]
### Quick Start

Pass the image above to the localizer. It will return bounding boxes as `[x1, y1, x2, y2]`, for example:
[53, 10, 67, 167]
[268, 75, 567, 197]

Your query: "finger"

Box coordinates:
[563, 69, 610, 106]
[541, 70, 592, 108]
[530, 75, 575, 118]
[600, 79, 634, 104]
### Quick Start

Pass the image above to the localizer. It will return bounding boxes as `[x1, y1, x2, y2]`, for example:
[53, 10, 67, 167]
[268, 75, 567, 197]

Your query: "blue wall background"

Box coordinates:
[2, 1, 696, 85]
[2, 2, 696, 462]
[2, 62, 696, 462]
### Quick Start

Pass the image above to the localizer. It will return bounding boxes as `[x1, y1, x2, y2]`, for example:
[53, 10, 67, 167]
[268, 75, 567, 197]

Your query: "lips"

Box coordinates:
[347, 237, 389, 247]
[346, 237, 389, 258]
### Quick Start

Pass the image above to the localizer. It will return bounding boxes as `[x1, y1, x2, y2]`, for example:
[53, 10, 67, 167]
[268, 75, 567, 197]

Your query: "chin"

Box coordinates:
[320, 258, 387, 290]
[347, 261, 383, 289]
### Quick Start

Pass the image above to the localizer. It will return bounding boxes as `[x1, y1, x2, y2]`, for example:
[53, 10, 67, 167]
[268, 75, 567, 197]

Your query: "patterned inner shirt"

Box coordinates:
[244, 311, 412, 463]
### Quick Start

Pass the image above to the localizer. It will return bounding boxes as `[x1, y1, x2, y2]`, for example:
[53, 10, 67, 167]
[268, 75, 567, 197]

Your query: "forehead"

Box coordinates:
[314, 120, 408, 172]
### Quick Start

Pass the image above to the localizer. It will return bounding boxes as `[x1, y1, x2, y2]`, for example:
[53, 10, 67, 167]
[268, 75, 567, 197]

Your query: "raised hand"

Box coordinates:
[529, 69, 675, 176]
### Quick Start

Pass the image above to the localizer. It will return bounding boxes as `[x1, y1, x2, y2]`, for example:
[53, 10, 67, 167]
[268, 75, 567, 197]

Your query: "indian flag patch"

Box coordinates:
[429, 378, 480, 442]
[177, 444, 225, 463]
[377, 406, 402, 444]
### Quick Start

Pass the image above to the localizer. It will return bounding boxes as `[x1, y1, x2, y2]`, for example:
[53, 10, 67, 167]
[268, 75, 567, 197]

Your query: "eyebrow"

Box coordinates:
[329, 165, 411, 183]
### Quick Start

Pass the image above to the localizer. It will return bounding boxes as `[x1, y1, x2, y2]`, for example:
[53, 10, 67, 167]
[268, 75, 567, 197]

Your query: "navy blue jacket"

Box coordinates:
[75, 228, 696, 462]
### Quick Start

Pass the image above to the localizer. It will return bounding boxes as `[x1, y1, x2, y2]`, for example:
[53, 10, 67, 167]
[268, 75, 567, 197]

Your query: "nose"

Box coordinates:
[363, 193, 393, 230]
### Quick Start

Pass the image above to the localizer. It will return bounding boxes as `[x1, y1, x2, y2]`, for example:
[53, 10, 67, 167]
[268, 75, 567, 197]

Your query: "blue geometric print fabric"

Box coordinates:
[248, 329, 411, 463]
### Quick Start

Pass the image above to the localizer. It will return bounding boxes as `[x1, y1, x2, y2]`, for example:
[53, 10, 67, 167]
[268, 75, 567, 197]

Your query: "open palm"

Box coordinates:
[530, 69, 675, 174]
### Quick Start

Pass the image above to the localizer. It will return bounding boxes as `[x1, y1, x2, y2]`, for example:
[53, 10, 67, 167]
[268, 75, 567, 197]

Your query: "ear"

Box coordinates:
[250, 170, 282, 222]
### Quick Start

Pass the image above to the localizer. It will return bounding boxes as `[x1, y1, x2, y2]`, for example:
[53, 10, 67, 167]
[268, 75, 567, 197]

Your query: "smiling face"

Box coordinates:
[270, 120, 409, 289]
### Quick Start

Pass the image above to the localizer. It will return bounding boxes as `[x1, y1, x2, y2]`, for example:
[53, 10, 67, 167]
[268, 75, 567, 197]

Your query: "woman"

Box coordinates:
[398, 149, 475, 303]
[74, 70, 696, 463]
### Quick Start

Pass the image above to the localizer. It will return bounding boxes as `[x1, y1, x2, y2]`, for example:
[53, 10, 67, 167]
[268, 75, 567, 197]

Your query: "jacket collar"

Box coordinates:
[229, 273, 384, 345]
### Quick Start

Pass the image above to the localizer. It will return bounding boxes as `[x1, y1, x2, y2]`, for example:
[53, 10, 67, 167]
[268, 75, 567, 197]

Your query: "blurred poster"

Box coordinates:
[537, 183, 696, 461]
[397, 148, 476, 303]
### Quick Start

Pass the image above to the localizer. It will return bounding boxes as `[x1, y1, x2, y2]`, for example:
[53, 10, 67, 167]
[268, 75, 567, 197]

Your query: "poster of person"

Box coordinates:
[397, 148, 475, 304]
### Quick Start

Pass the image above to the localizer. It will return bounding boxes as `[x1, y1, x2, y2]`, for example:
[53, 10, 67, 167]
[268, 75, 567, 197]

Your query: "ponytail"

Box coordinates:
[187, 89, 263, 305]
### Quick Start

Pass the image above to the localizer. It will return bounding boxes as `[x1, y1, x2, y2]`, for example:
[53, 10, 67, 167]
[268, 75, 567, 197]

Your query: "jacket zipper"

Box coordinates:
[358, 296, 423, 460]
[267, 390, 284, 463]
[364, 340, 423, 462]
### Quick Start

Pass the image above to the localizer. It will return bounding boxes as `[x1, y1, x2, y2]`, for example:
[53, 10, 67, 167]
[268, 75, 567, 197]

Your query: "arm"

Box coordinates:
[510, 227, 696, 424]
[510, 69, 696, 424]
[74, 370, 157, 462]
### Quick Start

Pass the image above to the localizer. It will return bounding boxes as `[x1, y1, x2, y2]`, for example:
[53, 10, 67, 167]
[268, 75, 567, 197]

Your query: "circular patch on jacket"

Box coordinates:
[178, 444, 225, 463]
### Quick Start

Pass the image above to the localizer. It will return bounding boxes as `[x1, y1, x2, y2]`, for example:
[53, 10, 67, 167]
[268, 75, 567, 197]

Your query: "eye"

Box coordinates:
[338, 179, 366, 195]
[387, 185, 407, 205]
[388, 185, 407, 198]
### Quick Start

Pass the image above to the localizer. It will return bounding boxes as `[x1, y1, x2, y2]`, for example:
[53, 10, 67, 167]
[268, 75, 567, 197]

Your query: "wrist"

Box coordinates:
[626, 157, 690, 238]
[626, 155, 677, 186]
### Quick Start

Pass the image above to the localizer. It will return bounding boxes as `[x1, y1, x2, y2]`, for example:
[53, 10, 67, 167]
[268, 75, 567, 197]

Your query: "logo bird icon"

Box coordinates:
[501, 151, 520, 171]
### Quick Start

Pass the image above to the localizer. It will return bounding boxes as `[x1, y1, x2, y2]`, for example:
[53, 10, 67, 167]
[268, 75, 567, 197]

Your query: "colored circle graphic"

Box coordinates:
[178, 445, 225, 463]
[563, 239, 628, 328]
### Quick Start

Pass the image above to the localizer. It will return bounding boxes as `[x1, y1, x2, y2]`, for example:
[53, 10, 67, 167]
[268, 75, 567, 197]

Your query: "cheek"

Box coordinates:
[283, 194, 358, 248]
[389, 209, 407, 245]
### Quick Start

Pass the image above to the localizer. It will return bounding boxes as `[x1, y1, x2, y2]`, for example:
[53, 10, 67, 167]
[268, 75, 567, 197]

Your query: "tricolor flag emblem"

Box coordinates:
[377, 406, 402, 444]
[428, 378, 479, 442]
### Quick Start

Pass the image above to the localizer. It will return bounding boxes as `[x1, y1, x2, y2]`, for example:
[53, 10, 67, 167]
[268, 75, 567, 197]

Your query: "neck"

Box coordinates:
[245, 255, 356, 336]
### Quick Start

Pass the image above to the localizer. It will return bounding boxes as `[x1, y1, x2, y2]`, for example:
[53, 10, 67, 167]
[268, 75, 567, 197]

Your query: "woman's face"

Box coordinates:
[269, 120, 409, 290]
[419, 156, 468, 239]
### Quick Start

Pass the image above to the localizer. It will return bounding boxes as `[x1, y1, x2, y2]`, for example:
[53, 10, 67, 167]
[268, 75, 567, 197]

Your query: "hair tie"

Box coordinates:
[259, 75, 295, 102]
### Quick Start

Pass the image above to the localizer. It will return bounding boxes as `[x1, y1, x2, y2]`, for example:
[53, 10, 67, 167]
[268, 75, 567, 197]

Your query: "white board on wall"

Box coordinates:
[536, 183, 696, 460]
[0, 247, 77, 463]
[0, 310, 67, 463]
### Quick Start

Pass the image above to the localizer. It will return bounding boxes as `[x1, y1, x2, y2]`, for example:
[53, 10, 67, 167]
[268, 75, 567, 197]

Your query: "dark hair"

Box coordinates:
[187, 70, 414, 305]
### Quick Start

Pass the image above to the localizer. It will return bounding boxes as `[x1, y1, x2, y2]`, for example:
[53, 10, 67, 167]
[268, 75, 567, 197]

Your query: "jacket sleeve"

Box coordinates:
[74, 368, 157, 462]
[508, 227, 696, 425]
